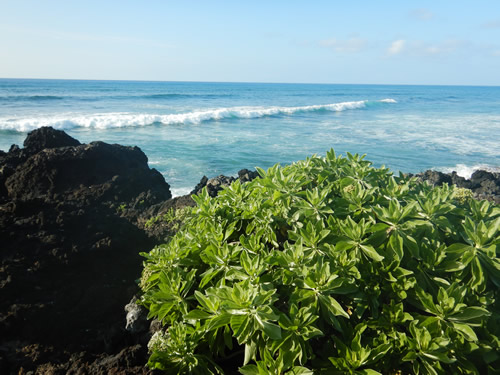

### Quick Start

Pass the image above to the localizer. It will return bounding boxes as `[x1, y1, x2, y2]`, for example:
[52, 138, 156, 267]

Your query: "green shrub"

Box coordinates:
[139, 150, 500, 374]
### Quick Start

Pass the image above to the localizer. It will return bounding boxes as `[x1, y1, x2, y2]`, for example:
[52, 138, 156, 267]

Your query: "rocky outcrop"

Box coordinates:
[413, 169, 500, 204]
[191, 168, 259, 197]
[23, 126, 81, 152]
[0, 127, 171, 374]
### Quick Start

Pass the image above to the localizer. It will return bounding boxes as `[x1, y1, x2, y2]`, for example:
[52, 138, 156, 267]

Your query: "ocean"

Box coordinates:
[1, 78, 499, 196]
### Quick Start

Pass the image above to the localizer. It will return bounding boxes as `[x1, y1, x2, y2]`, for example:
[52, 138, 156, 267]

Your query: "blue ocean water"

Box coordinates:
[1, 78, 499, 196]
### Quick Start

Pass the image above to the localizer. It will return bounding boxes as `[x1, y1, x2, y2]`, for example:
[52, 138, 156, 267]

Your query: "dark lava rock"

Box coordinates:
[0, 127, 170, 374]
[8, 144, 20, 153]
[191, 175, 209, 195]
[418, 170, 453, 186]
[204, 175, 237, 197]
[23, 126, 81, 152]
[5, 141, 169, 202]
[191, 168, 259, 197]
[450, 171, 472, 189]
[471, 170, 496, 186]
[238, 168, 259, 183]
[415, 169, 500, 204]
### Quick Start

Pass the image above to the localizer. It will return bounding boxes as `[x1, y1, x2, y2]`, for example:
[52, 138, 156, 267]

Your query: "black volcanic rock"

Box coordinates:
[415, 169, 500, 204]
[419, 170, 452, 186]
[238, 168, 259, 183]
[23, 126, 81, 152]
[191, 168, 259, 197]
[8, 144, 20, 153]
[450, 171, 472, 189]
[470, 170, 496, 185]
[0, 127, 170, 373]
[4, 140, 169, 203]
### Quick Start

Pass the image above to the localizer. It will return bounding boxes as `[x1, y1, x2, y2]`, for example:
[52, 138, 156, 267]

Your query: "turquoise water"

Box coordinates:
[1, 79, 499, 196]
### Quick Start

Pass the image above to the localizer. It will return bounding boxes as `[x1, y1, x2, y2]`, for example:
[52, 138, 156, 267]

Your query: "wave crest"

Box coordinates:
[0, 99, 396, 132]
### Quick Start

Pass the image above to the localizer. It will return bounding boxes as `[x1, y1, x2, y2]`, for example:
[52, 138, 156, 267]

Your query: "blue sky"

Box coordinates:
[1, 1, 499, 85]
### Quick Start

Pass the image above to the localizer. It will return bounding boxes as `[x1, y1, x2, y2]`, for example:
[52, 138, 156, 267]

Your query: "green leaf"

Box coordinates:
[207, 313, 232, 330]
[244, 341, 257, 365]
[231, 315, 253, 344]
[388, 233, 404, 261]
[239, 364, 260, 375]
[360, 244, 384, 262]
[287, 366, 314, 375]
[448, 306, 491, 322]
[255, 314, 282, 340]
[357, 370, 382, 375]
[185, 309, 212, 320]
[415, 288, 438, 315]
[452, 322, 478, 341]
[318, 294, 349, 319]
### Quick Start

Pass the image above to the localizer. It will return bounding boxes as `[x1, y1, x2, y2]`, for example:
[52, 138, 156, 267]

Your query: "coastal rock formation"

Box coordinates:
[0, 127, 171, 374]
[23, 126, 81, 152]
[415, 169, 500, 204]
[191, 168, 259, 197]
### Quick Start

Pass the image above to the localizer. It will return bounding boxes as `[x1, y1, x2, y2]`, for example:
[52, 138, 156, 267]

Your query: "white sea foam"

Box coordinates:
[437, 164, 500, 179]
[170, 187, 193, 198]
[0, 99, 396, 132]
[349, 113, 500, 158]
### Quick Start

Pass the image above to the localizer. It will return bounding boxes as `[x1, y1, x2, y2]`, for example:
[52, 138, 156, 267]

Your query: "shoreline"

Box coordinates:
[0, 127, 498, 373]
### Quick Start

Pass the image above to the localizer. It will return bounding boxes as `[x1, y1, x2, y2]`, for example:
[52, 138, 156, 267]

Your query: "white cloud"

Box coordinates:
[319, 37, 366, 53]
[386, 39, 467, 58]
[409, 8, 434, 21]
[387, 40, 405, 55]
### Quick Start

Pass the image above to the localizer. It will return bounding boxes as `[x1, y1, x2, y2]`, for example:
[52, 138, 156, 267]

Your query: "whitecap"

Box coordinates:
[0, 99, 397, 132]
[437, 164, 500, 179]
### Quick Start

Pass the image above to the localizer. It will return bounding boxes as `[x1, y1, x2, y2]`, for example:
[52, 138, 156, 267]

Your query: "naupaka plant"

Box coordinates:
[139, 149, 500, 374]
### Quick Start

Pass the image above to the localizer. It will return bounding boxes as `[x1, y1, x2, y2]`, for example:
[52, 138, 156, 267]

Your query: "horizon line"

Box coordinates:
[1, 76, 500, 88]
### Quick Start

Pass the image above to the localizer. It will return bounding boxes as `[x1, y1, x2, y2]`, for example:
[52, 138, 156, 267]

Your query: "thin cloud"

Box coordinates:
[481, 19, 500, 29]
[416, 40, 466, 57]
[263, 31, 284, 39]
[409, 8, 434, 21]
[386, 39, 467, 58]
[319, 37, 367, 53]
[1, 23, 174, 49]
[387, 40, 405, 55]
[48, 30, 174, 48]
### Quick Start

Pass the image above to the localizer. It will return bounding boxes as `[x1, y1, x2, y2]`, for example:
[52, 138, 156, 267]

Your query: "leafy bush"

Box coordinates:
[139, 150, 500, 374]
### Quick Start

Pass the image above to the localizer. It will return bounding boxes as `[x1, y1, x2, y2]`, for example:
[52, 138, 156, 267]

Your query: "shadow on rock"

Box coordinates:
[0, 127, 170, 374]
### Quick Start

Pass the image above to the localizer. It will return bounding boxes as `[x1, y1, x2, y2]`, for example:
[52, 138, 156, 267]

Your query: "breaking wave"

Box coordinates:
[437, 164, 500, 179]
[0, 99, 396, 132]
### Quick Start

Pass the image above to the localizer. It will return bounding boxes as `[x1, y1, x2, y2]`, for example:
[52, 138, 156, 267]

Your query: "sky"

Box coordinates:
[1, 1, 500, 85]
